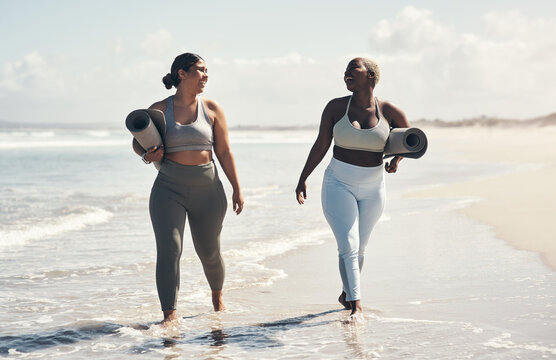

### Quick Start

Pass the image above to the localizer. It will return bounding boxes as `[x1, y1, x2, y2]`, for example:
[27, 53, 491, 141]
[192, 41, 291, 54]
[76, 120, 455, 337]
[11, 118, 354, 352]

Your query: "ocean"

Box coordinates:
[0, 127, 554, 359]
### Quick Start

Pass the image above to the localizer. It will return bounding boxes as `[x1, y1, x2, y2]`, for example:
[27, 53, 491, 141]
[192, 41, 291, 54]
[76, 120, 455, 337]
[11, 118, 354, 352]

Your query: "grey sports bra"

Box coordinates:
[333, 96, 390, 152]
[164, 96, 213, 153]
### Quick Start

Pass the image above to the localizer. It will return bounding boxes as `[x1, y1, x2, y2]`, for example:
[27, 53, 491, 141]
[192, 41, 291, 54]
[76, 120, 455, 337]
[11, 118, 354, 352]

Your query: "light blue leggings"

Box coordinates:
[321, 157, 386, 302]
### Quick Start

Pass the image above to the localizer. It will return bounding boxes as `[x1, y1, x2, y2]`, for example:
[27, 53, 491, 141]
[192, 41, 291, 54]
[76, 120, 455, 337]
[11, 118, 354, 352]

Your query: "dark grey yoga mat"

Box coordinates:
[126, 109, 165, 169]
[384, 127, 428, 159]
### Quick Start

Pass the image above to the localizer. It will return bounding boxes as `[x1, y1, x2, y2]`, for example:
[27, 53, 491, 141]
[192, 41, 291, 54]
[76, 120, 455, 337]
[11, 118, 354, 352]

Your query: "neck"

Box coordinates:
[174, 87, 198, 106]
[351, 89, 374, 108]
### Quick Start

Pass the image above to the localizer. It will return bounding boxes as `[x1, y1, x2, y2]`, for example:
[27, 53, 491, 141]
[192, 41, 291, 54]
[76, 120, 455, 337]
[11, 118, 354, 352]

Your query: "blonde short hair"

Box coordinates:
[358, 57, 380, 87]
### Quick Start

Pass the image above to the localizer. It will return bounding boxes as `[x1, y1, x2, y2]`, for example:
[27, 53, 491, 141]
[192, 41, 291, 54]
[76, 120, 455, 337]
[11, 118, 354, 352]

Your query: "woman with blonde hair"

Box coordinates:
[295, 57, 409, 320]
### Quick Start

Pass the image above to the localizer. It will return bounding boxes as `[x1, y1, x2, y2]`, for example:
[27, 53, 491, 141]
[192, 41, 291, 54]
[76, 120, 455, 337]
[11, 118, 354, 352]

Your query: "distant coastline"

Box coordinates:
[412, 112, 556, 128]
[0, 120, 106, 130]
[1, 112, 555, 130]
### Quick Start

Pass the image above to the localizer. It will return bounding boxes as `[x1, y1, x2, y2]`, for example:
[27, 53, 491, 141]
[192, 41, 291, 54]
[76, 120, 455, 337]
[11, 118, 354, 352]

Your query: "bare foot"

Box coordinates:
[344, 312, 365, 324]
[338, 291, 351, 310]
[212, 290, 226, 311]
[349, 300, 362, 317]
[161, 309, 178, 326]
[344, 300, 364, 324]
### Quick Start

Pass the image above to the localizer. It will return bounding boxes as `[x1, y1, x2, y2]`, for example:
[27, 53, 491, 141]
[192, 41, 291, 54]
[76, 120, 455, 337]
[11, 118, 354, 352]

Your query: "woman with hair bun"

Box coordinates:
[132, 52, 243, 324]
[295, 57, 410, 321]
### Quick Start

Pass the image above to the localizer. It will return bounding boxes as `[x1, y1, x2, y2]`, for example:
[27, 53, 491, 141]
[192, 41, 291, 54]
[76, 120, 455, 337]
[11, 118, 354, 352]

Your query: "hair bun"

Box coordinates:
[162, 73, 173, 89]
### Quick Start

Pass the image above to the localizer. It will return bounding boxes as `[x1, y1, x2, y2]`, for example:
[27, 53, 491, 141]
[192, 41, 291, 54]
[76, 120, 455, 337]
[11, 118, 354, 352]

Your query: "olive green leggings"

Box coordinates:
[149, 159, 227, 311]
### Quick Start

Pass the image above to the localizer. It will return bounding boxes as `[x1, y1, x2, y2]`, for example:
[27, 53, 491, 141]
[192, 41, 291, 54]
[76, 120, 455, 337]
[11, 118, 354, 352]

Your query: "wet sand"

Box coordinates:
[408, 126, 556, 271]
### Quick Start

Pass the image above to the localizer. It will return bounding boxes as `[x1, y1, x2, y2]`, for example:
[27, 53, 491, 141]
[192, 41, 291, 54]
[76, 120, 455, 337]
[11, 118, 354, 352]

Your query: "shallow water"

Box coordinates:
[0, 128, 554, 359]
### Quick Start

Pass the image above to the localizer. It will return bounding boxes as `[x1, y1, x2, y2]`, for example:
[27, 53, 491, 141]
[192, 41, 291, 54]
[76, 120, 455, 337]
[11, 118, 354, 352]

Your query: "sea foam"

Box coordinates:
[0, 206, 113, 250]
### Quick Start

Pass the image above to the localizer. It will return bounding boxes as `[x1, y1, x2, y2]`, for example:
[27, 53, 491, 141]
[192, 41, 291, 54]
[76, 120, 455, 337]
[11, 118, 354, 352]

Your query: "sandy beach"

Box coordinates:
[2, 127, 555, 358]
[408, 126, 556, 271]
[233, 124, 556, 317]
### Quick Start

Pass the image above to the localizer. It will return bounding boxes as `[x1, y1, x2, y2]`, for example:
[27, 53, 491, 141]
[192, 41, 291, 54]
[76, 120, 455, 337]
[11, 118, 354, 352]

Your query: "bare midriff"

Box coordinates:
[165, 150, 213, 166]
[333, 145, 383, 167]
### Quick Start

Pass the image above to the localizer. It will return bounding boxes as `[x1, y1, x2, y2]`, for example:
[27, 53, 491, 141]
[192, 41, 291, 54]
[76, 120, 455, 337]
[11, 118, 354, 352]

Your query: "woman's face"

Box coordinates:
[344, 58, 370, 91]
[179, 60, 208, 92]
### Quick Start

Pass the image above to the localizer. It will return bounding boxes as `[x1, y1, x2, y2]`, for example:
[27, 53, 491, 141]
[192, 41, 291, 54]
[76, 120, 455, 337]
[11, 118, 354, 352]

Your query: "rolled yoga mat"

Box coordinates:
[384, 127, 428, 159]
[125, 109, 165, 169]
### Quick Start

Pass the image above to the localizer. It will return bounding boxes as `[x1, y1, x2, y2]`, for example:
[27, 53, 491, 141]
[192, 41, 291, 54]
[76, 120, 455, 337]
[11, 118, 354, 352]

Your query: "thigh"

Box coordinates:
[357, 180, 386, 247]
[321, 170, 359, 253]
[187, 181, 228, 254]
[149, 179, 187, 254]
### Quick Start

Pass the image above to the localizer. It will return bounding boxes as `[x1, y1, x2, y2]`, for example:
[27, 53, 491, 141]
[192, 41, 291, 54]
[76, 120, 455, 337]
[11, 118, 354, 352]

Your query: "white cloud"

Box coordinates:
[218, 52, 316, 66]
[111, 37, 124, 54]
[2, 9, 555, 126]
[371, 6, 453, 54]
[204, 53, 333, 127]
[0, 52, 65, 97]
[121, 60, 166, 83]
[140, 29, 174, 56]
[0, 50, 165, 124]
[368, 6, 556, 119]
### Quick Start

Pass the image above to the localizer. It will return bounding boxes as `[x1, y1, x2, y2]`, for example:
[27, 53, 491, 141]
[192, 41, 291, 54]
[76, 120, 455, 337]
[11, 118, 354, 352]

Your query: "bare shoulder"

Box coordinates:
[377, 98, 410, 128]
[148, 99, 167, 112]
[326, 96, 350, 111]
[377, 98, 401, 115]
[202, 98, 223, 113]
[324, 96, 350, 122]
[201, 98, 224, 126]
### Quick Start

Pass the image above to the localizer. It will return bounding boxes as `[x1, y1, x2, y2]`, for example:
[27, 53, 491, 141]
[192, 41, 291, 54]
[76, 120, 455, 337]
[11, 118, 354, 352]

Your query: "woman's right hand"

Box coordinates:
[295, 182, 307, 205]
[144, 145, 165, 162]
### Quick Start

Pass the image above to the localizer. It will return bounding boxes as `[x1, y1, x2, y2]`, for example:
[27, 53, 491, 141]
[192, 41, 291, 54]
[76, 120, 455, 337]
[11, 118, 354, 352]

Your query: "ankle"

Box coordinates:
[212, 290, 225, 311]
[163, 310, 176, 319]
[349, 300, 362, 313]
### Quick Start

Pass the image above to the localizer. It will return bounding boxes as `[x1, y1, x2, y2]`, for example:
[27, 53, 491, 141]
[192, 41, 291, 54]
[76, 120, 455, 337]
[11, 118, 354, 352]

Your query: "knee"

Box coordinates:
[157, 244, 181, 265]
[196, 245, 221, 266]
[338, 248, 358, 260]
[156, 229, 182, 253]
[157, 244, 180, 260]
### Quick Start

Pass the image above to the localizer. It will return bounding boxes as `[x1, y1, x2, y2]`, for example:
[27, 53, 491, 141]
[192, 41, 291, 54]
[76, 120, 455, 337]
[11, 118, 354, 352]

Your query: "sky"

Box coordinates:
[1, 0, 555, 127]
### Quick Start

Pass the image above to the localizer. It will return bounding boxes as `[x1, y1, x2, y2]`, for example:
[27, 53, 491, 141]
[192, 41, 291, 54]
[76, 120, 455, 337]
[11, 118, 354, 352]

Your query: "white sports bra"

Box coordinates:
[333, 96, 390, 152]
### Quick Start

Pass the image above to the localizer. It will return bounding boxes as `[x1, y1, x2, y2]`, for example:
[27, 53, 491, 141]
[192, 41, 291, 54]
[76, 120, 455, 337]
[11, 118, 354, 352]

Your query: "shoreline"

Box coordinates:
[407, 127, 556, 271]
[227, 236, 346, 318]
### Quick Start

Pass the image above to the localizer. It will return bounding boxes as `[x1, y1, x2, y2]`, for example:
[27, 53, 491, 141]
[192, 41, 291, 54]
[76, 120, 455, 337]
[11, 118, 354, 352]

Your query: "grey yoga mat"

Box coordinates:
[384, 127, 428, 159]
[125, 109, 165, 169]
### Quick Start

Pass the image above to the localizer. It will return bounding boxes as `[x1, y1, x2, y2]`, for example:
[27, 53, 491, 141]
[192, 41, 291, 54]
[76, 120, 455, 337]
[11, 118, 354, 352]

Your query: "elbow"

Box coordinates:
[313, 139, 331, 156]
[392, 120, 411, 129]
[215, 148, 232, 161]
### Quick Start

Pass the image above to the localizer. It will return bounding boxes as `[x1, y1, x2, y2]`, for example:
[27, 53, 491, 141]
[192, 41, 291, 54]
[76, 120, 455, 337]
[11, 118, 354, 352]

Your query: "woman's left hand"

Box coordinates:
[144, 145, 165, 163]
[385, 156, 402, 173]
[232, 191, 244, 215]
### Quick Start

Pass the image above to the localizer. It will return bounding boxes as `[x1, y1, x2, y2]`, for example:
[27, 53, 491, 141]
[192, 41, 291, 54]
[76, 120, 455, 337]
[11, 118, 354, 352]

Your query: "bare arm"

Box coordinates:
[295, 100, 336, 204]
[209, 100, 244, 215]
[381, 100, 411, 173]
[382, 101, 410, 129]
